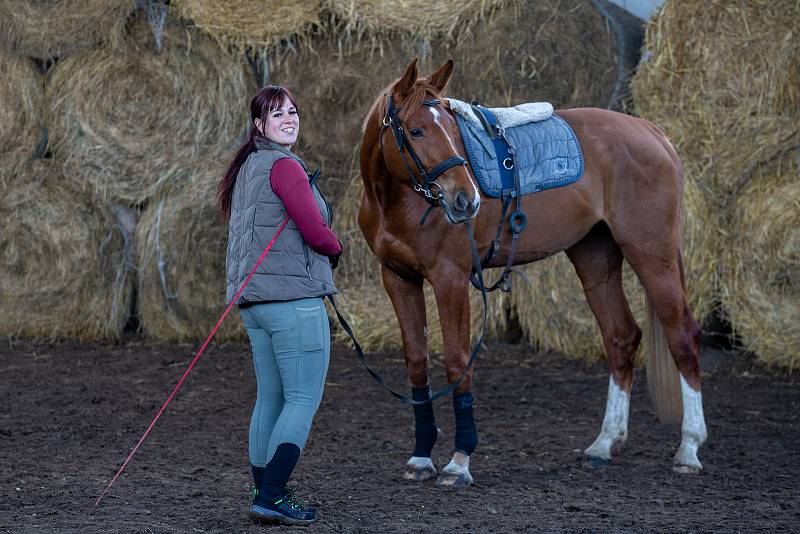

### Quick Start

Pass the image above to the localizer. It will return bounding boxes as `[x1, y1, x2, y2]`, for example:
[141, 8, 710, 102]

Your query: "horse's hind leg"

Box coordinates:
[566, 223, 642, 467]
[623, 244, 707, 473]
[380, 266, 438, 481]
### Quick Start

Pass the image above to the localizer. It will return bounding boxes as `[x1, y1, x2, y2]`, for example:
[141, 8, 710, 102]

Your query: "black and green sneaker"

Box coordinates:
[249, 487, 317, 526]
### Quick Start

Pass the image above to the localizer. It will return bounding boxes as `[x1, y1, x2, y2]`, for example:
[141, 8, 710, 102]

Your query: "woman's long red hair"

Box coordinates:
[217, 86, 299, 221]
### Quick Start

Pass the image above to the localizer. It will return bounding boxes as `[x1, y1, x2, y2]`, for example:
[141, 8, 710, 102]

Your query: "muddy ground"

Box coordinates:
[1, 336, 798, 533]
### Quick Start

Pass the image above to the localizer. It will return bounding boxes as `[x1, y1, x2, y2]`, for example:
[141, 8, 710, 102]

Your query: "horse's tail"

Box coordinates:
[644, 292, 683, 424]
[644, 159, 686, 424]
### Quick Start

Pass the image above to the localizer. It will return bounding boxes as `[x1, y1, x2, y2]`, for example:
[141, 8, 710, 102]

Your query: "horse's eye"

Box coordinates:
[409, 128, 424, 138]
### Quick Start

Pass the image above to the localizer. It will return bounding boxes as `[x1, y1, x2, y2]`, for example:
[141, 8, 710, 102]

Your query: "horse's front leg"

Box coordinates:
[430, 271, 477, 487]
[380, 265, 439, 481]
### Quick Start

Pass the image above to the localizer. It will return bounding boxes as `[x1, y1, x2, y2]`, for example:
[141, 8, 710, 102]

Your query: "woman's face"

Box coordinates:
[256, 96, 299, 148]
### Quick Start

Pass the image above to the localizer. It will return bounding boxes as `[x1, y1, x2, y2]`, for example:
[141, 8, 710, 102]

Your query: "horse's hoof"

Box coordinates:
[403, 457, 437, 481]
[403, 465, 437, 481]
[672, 463, 702, 475]
[583, 456, 610, 469]
[436, 470, 473, 487]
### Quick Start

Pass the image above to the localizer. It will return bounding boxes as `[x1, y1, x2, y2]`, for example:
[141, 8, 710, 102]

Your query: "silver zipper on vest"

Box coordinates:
[303, 243, 312, 280]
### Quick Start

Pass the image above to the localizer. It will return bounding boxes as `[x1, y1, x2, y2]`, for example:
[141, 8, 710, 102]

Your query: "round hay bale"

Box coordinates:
[44, 13, 256, 206]
[0, 161, 133, 341]
[633, 0, 800, 365]
[136, 155, 246, 342]
[0, 0, 132, 59]
[633, 0, 799, 201]
[323, 0, 506, 40]
[0, 47, 43, 183]
[722, 159, 800, 369]
[171, 0, 320, 50]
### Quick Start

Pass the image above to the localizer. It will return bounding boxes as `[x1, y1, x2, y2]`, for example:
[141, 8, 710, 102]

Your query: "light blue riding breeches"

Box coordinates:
[239, 297, 330, 467]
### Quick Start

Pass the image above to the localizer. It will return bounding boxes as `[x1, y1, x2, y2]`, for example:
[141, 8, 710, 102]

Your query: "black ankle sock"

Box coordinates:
[251, 464, 265, 493]
[258, 443, 302, 502]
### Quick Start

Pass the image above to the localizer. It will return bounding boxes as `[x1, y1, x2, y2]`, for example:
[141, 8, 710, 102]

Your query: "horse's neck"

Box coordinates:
[360, 121, 406, 209]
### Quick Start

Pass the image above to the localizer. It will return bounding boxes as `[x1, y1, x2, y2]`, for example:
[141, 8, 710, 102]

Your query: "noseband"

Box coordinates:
[380, 95, 468, 204]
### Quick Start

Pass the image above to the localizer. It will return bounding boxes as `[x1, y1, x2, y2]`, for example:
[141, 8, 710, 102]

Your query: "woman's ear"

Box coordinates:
[254, 118, 264, 136]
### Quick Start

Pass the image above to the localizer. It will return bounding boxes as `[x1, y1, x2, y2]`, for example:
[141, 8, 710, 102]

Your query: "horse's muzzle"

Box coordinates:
[442, 189, 480, 223]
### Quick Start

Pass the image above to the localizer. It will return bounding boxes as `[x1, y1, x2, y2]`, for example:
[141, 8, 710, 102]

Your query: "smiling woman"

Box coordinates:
[217, 85, 342, 527]
[255, 100, 300, 148]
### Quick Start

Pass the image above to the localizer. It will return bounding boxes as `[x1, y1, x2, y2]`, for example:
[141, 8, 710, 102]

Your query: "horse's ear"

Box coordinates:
[396, 58, 419, 98]
[427, 59, 454, 93]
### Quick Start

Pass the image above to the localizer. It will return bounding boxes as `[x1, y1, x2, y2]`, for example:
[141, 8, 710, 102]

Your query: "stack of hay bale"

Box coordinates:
[633, 0, 800, 369]
[0, 0, 649, 356]
[3, 0, 796, 373]
[0, 0, 135, 341]
[0, 1, 259, 341]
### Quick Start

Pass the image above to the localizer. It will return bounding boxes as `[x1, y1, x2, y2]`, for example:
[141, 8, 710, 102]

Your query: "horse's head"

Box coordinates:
[375, 59, 480, 223]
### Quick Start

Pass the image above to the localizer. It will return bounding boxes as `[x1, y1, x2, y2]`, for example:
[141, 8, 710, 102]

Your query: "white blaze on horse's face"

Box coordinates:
[426, 105, 481, 224]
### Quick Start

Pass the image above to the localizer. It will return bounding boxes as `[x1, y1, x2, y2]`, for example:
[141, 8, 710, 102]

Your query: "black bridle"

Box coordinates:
[380, 94, 468, 205]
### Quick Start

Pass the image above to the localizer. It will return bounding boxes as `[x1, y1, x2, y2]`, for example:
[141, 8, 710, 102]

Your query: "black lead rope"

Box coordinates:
[328, 220, 489, 406]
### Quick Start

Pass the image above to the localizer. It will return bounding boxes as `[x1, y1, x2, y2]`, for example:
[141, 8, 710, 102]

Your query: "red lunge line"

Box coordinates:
[93, 216, 290, 510]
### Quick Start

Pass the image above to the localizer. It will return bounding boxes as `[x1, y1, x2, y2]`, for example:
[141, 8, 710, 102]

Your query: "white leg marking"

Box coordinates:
[673, 374, 707, 473]
[442, 451, 470, 473]
[407, 456, 435, 470]
[404, 456, 437, 481]
[436, 451, 473, 486]
[584, 376, 630, 460]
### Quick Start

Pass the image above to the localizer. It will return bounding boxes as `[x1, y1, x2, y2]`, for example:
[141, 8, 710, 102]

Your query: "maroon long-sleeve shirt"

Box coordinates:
[269, 158, 341, 256]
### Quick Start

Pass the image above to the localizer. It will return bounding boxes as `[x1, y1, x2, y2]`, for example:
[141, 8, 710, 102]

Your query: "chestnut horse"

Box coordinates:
[357, 59, 707, 486]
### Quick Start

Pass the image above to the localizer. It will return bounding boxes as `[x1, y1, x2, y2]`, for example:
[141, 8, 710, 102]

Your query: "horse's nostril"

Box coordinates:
[454, 191, 469, 212]
[467, 197, 479, 216]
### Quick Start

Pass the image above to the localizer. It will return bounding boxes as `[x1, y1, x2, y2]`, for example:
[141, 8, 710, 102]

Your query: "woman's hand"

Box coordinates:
[328, 241, 342, 270]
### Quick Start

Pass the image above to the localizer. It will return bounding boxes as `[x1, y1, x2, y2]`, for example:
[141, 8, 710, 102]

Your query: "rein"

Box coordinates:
[330, 219, 489, 406]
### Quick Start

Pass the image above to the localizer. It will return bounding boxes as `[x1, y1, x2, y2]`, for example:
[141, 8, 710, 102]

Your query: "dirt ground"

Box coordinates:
[1, 335, 799, 533]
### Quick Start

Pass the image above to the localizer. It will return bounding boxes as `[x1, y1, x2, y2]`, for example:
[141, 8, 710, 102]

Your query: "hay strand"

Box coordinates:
[324, 0, 508, 41]
[723, 157, 800, 369]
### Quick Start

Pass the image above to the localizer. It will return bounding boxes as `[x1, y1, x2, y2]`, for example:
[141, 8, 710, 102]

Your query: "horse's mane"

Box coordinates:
[362, 78, 445, 133]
